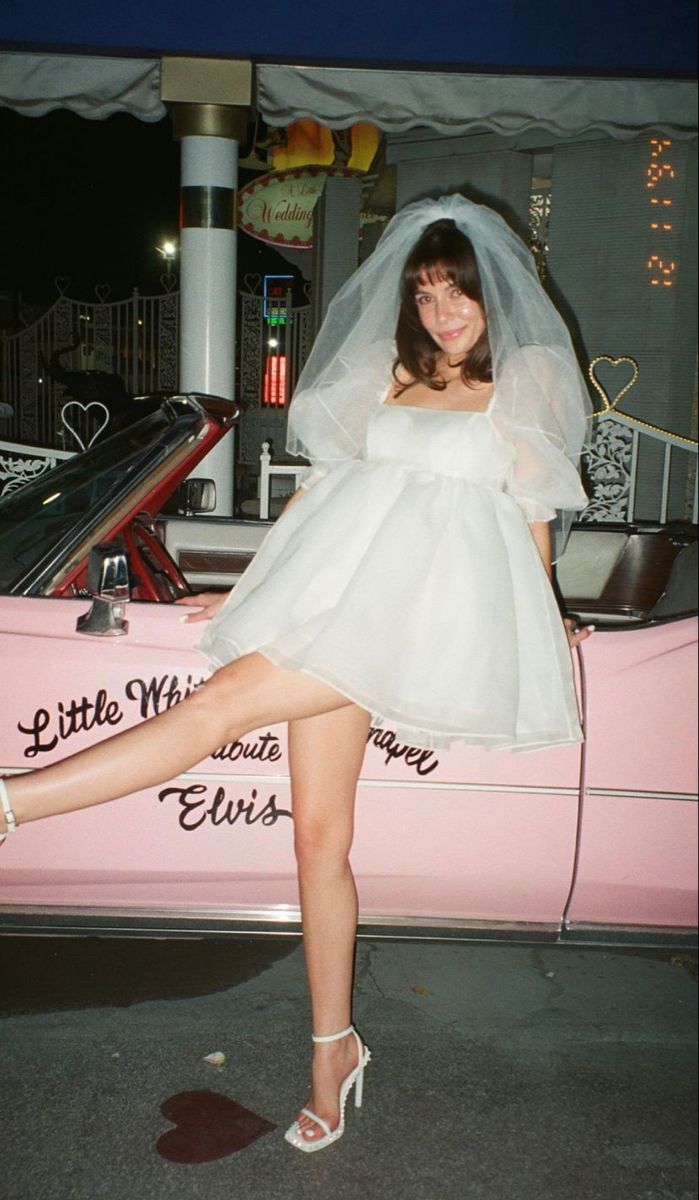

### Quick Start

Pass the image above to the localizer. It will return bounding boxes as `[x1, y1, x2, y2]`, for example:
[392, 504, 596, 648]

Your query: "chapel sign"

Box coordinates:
[238, 167, 362, 249]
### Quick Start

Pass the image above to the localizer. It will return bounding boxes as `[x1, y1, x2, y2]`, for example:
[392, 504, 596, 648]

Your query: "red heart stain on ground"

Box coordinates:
[157, 1090, 276, 1162]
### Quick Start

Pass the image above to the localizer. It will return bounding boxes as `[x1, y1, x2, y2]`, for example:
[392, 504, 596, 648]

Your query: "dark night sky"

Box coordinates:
[0, 108, 179, 302]
[2, 0, 697, 73]
[0, 107, 298, 312]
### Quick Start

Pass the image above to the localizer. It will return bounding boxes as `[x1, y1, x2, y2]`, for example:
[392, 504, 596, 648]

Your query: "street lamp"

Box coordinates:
[156, 239, 178, 267]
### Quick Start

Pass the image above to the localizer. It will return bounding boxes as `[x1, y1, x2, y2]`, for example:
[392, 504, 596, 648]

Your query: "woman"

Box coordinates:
[0, 195, 592, 1152]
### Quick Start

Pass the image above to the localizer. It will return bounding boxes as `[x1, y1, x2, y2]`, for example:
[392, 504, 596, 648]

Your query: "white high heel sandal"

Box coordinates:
[0, 779, 18, 845]
[284, 1024, 371, 1153]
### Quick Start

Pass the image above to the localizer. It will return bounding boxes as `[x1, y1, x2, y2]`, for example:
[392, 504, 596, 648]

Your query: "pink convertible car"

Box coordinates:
[0, 395, 696, 945]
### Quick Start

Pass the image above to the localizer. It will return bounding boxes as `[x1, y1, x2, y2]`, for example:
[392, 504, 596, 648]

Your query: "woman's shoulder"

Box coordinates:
[502, 344, 559, 370]
[499, 344, 582, 395]
[393, 362, 415, 388]
[387, 362, 415, 401]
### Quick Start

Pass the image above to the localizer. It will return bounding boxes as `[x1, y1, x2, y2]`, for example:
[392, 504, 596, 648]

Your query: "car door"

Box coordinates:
[563, 619, 698, 932]
[0, 593, 584, 936]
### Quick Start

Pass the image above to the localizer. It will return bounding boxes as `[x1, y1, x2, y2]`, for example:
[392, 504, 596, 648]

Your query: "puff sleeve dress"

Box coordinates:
[198, 346, 589, 751]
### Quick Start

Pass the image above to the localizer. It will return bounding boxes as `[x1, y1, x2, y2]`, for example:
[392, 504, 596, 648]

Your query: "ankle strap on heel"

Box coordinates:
[312, 1024, 354, 1044]
[0, 779, 18, 836]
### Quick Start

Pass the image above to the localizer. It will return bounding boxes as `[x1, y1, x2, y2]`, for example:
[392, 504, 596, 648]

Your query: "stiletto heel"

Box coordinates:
[284, 1024, 371, 1153]
[0, 779, 18, 845]
[354, 1059, 365, 1108]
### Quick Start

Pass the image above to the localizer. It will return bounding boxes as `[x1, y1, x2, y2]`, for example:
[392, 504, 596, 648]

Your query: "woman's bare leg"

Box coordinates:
[287, 704, 371, 1144]
[1, 654, 352, 829]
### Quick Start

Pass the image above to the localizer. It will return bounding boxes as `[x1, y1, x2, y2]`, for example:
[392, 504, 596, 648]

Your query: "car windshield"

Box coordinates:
[0, 406, 197, 592]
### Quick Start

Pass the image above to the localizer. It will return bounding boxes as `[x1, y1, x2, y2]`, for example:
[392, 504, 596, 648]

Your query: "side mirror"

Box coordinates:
[76, 541, 131, 637]
[174, 478, 217, 516]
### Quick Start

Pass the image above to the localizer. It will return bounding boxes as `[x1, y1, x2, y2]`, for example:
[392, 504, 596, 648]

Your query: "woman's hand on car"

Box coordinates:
[175, 592, 228, 623]
[564, 617, 595, 648]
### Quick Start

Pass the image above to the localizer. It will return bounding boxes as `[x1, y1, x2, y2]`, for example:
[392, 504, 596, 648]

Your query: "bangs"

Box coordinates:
[400, 221, 484, 304]
[410, 261, 460, 291]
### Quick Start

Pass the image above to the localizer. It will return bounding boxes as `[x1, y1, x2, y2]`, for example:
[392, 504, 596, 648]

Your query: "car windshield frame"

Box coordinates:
[0, 398, 210, 594]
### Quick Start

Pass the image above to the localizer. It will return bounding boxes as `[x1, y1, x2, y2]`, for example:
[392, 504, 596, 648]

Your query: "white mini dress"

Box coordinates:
[198, 395, 586, 752]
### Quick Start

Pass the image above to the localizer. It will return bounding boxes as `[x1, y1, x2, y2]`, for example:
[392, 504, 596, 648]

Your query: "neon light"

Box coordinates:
[263, 274, 293, 326]
[263, 355, 288, 407]
[646, 138, 677, 289]
[647, 255, 677, 288]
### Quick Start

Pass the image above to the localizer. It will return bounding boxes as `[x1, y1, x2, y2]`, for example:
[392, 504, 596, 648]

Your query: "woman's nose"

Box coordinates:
[434, 298, 456, 323]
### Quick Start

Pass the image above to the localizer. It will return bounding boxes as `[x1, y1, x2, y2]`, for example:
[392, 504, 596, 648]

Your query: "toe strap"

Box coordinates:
[0, 779, 17, 835]
[300, 1108, 332, 1138]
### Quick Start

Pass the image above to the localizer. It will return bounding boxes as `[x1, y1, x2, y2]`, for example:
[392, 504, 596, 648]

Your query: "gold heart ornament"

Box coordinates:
[588, 355, 639, 413]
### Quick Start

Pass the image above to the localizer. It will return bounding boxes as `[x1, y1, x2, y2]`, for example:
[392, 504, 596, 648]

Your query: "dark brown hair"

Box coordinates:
[393, 219, 492, 395]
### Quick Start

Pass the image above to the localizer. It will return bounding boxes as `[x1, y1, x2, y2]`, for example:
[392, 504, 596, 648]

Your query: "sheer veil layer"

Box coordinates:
[286, 194, 591, 551]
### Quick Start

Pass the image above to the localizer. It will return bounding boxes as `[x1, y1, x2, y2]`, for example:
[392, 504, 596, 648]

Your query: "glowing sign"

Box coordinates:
[264, 275, 293, 326]
[646, 137, 677, 289]
[264, 355, 287, 407]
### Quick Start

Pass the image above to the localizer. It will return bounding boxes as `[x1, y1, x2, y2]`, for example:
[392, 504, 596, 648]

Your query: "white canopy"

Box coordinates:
[257, 65, 698, 140]
[1, 52, 696, 138]
[0, 53, 165, 121]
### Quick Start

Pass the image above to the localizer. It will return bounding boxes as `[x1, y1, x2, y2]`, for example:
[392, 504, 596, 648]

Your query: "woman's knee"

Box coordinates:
[293, 815, 354, 872]
[182, 658, 252, 740]
[187, 654, 264, 709]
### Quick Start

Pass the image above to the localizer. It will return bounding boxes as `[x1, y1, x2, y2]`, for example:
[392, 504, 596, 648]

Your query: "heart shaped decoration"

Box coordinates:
[243, 273, 262, 295]
[60, 401, 111, 450]
[160, 272, 177, 293]
[588, 355, 640, 412]
[156, 1090, 275, 1163]
[54, 276, 71, 295]
[94, 284, 111, 304]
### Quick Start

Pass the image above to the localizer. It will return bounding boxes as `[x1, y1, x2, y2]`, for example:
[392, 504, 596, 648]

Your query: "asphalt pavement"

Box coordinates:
[1, 934, 697, 1200]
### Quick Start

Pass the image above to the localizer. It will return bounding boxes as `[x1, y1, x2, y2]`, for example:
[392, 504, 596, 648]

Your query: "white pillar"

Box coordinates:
[170, 96, 250, 517]
[163, 63, 252, 515]
[179, 133, 238, 514]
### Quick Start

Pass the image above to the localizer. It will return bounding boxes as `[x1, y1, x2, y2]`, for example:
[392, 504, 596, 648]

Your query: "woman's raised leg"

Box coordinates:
[286, 703, 371, 1146]
[0, 653, 353, 831]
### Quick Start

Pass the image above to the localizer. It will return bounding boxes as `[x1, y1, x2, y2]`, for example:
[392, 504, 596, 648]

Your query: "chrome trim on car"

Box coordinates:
[0, 904, 695, 949]
[587, 787, 698, 801]
[180, 769, 582, 796]
[180, 770, 698, 802]
[2, 766, 696, 804]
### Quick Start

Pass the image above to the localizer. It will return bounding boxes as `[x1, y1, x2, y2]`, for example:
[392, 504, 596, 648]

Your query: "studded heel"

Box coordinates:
[284, 1025, 371, 1153]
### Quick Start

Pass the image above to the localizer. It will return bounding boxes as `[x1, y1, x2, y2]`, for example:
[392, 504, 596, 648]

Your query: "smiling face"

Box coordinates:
[414, 273, 487, 360]
[395, 220, 492, 389]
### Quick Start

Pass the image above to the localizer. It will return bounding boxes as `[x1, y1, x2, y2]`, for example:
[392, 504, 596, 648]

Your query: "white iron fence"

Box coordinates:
[0, 278, 314, 465]
[0, 283, 179, 450]
[583, 355, 698, 525]
[0, 439, 74, 499]
[583, 409, 698, 525]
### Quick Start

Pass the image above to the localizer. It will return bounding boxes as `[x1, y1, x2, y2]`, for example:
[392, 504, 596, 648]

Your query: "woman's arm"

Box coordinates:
[282, 488, 305, 513]
[529, 520, 593, 648]
[528, 520, 553, 581]
[177, 488, 307, 623]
